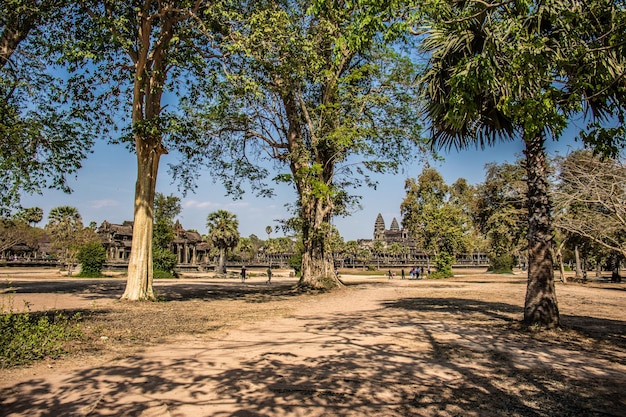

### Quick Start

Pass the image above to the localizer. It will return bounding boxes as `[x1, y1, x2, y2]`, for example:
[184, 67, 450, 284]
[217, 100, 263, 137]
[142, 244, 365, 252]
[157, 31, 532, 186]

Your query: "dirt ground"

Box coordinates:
[0, 267, 625, 417]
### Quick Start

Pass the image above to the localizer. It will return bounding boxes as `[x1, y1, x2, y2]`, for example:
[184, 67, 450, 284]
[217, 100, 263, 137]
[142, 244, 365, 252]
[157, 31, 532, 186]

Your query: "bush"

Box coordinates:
[0, 306, 82, 368]
[77, 241, 107, 277]
[488, 253, 514, 274]
[434, 251, 454, 278]
[153, 246, 177, 277]
[289, 253, 302, 276]
[154, 269, 178, 279]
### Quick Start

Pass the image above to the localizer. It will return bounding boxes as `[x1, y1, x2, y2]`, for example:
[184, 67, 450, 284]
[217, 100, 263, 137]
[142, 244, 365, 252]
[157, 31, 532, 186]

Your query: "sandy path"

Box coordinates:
[1, 276, 625, 416]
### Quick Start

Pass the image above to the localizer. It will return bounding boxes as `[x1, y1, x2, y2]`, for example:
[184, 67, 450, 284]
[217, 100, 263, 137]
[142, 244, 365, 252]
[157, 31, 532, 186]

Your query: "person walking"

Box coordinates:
[240, 266, 247, 283]
[266, 266, 272, 285]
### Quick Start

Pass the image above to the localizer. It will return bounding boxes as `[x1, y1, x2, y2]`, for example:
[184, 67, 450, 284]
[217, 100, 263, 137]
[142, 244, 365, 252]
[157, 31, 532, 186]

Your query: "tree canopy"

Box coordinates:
[0, 1, 98, 214]
[178, 0, 427, 288]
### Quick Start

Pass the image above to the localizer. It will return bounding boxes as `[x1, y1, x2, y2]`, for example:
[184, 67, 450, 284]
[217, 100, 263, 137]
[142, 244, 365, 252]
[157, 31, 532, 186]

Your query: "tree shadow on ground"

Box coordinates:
[2, 293, 625, 416]
[0, 278, 307, 304]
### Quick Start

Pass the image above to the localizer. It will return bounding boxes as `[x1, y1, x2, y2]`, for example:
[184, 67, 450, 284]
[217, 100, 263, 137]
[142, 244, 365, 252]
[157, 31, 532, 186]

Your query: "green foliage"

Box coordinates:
[433, 251, 454, 278]
[76, 241, 106, 277]
[153, 194, 181, 250]
[289, 252, 303, 276]
[401, 167, 469, 261]
[153, 246, 177, 277]
[488, 254, 515, 274]
[152, 193, 181, 274]
[0, 218, 42, 253]
[207, 210, 240, 271]
[475, 161, 527, 271]
[0, 2, 103, 215]
[175, 1, 428, 283]
[0, 306, 81, 368]
[45, 206, 97, 274]
[153, 268, 178, 279]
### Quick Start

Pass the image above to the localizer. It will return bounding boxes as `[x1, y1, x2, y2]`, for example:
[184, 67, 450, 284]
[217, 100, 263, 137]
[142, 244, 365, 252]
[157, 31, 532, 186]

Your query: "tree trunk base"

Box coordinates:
[296, 274, 344, 292]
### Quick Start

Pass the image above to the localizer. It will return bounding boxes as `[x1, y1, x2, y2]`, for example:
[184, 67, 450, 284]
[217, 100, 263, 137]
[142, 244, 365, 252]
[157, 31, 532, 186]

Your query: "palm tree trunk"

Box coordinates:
[523, 134, 560, 328]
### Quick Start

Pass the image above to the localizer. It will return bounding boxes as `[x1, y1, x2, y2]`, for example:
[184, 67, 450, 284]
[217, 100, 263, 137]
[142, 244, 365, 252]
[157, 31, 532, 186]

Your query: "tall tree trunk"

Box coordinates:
[122, 140, 161, 301]
[297, 193, 341, 289]
[555, 240, 566, 283]
[574, 245, 582, 278]
[523, 134, 560, 328]
[119, 4, 173, 301]
[218, 248, 225, 272]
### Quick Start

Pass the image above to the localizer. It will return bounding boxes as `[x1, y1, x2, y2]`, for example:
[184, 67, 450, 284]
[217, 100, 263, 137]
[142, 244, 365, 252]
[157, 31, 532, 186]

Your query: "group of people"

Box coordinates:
[388, 266, 427, 280]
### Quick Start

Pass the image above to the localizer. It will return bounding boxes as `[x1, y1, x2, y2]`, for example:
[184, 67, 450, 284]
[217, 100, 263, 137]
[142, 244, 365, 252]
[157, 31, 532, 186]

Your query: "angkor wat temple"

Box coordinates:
[2, 213, 488, 269]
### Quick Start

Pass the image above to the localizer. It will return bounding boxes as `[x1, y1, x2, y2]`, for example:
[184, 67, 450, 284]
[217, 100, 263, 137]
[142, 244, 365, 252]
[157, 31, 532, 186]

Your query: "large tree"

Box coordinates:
[474, 162, 527, 272]
[45, 205, 96, 275]
[51, 1, 223, 300]
[179, 0, 426, 289]
[401, 167, 469, 277]
[153, 193, 181, 275]
[553, 149, 626, 258]
[418, 0, 626, 327]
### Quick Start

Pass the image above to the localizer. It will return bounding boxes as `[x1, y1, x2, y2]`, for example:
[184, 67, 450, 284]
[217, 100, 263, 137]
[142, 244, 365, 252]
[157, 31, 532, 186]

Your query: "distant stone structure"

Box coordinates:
[373, 213, 409, 243]
[97, 221, 133, 264]
[3, 212, 487, 270]
[97, 220, 211, 268]
[349, 213, 487, 268]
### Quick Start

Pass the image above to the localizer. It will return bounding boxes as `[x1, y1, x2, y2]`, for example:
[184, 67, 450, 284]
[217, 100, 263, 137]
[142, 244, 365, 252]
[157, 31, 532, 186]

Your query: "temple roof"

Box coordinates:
[374, 213, 385, 232]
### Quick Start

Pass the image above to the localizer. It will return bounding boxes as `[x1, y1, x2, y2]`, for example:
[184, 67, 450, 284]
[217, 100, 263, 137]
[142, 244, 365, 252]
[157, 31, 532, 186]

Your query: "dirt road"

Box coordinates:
[1, 272, 625, 416]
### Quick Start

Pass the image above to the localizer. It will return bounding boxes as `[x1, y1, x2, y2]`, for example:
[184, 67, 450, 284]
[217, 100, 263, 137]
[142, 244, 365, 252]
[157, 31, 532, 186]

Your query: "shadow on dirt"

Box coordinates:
[0, 278, 307, 304]
[3, 294, 625, 416]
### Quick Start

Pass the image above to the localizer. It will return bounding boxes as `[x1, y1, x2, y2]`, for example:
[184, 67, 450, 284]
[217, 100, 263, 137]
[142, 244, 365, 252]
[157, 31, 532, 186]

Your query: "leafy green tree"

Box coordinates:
[401, 168, 468, 277]
[207, 210, 240, 272]
[46, 2, 225, 300]
[418, 0, 626, 326]
[344, 240, 360, 268]
[77, 241, 106, 277]
[372, 240, 385, 269]
[475, 162, 527, 272]
[181, 0, 426, 289]
[234, 237, 254, 263]
[0, 217, 41, 254]
[13, 207, 43, 226]
[1, 1, 96, 214]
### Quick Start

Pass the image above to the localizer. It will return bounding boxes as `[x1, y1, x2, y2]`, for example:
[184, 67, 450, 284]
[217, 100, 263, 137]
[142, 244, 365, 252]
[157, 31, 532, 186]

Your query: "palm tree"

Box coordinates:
[206, 210, 240, 272]
[421, 0, 626, 327]
[419, 2, 567, 327]
[46, 206, 84, 275]
[15, 207, 44, 226]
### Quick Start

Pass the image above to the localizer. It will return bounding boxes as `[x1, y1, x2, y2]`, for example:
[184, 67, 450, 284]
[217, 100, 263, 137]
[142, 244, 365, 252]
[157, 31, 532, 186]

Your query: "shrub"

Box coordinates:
[488, 253, 514, 274]
[153, 246, 177, 278]
[153, 269, 178, 279]
[77, 241, 107, 277]
[0, 306, 82, 368]
[433, 251, 454, 278]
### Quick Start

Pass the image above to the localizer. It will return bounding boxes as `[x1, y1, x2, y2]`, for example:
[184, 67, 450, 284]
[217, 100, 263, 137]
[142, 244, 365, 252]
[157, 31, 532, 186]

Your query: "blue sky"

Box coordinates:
[21, 133, 583, 242]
